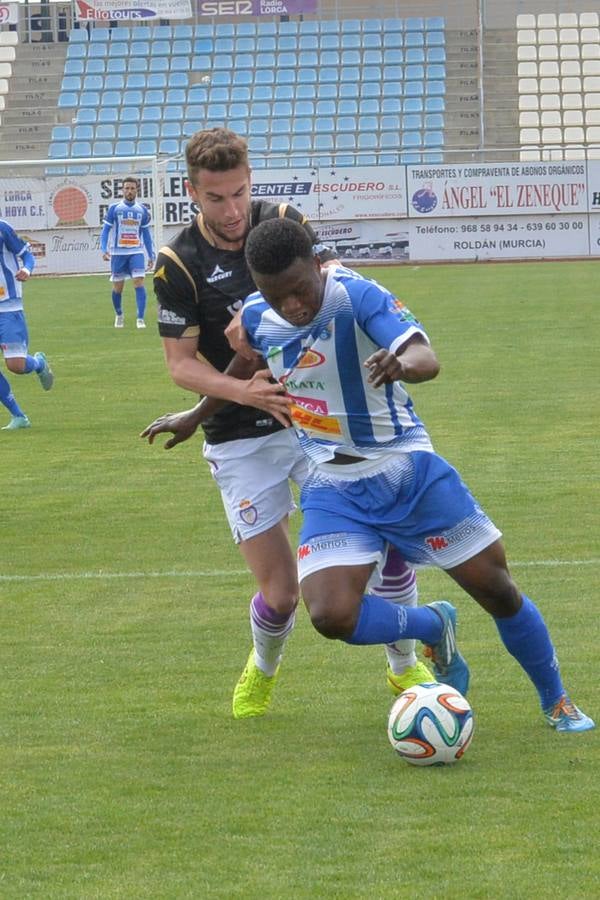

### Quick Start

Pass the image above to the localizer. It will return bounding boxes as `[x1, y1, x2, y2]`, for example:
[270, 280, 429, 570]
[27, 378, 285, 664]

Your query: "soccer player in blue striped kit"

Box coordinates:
[229, 216, 592, 734]
[100, 176, 155, 329]
[0, 219, 54, 430]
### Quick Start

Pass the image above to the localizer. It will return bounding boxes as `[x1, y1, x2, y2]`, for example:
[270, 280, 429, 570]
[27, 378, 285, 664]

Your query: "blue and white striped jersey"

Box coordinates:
[101, 200, 154, 257]
[242, 266, 434, 465]
[0, 219, 35, 312]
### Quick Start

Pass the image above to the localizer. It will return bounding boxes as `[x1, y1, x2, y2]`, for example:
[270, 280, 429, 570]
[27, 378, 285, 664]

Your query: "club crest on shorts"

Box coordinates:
[239, 499, 258, 526]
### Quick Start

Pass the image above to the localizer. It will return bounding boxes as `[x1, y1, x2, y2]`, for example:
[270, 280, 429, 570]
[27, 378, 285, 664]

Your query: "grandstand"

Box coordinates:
[2, 1, 600, 167]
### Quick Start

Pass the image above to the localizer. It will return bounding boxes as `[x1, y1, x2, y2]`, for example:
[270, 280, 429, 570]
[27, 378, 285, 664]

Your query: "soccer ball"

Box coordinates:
[387, 682, 474, 766]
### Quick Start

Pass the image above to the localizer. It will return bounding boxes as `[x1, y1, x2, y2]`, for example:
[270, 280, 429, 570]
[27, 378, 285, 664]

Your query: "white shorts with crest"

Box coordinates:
[203, 429, 309, 544]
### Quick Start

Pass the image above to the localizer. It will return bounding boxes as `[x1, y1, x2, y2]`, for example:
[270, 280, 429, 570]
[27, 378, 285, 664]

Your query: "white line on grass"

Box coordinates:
[0, 559, 599, 583]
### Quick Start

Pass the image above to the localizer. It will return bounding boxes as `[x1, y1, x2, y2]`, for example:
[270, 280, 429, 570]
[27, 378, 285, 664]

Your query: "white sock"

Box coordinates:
[250, 592, 296, 676]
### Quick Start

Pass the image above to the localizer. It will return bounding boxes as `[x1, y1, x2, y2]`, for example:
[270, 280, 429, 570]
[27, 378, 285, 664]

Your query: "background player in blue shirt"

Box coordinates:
[232, 216, 592, 735]
[100, 176, 155, 329]
[0, 219, 54, 431]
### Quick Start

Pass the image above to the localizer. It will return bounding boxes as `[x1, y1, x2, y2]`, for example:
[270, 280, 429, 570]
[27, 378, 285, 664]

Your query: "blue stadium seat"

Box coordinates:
[183, 120, 201, 138]
[341, 49, 361, 66]
[356, 152, 378, 165]
[320, 20, 339, 34]
[358, 115, 378, 133]
[380, 132, 399, 150]
[291, 134, 311, 152]
[279, 20, 298, 35]
[425, 96, 445, 112]
[61, 75, 81, 92]
[427, 64, 446, 80]
[106, 57, 126, 74]
[362, 66, 381, 82]
[126, 73, 147, 89]
[363, 19, 382, 33]
[51, 125, 71, 141]
[426, 81, 445, 96]
[64, 59, 84, 76]
[88, 42, 108, 59]
[153, 25, 172, 39]
[271, 117, 291, 135]
[173, 39, 192, 55]
[80, 91, 100, 107]
[295, 83, 316, 100]
[298, 20, 319, 34]
[108, 41, 128, 58]
[404, 97, 424, 113]
[256, 36, 276, 52]
[256, 51, 275, 69]
[404, 48, 424, 64]
[292, 117, 313, 135]
[299, 34, 318, 51]
[357, 133, 378, 150]
[174, 24, 193, 39]
[340, 34, 362, 50]
[249, 101, 270, 118]
[255, 85, 275, 100]
[71, 141, 92, 157]
[336, 116, 356, 133]
[364, 49, 383, 66]
[294, 99, 314, 117]
[89, 27, 110, 42]
[105, 73, 124, 90]
[360, 82, 380, 99]
[342, 19, 361, 34]
[115, 140, 136, 156]
[68, 28, 87, 42]
[214, 36, 234, 54]
[424, 130, 444, 147]
[235, 53, 254, 70]
[383, 32, 402, 49]
[424, 151, 443, 163]
[86, 59, 105, 75]
[146, 89, 165, 105]
[97, 107, 118, 124]
[94, 124, 117, 141]
[406, 64, 425, 81]
[231, 86, 251, 102]
[93, 140, 114, 156]
[162, 121, 181, 139]
[338, 98, 358, 115]
[405, 32, 425, 48]
[315, 116, 335, 134]
[359, 98, 379, 115]
[232, 70, 253, 87]
[363, 32, 383, 50]
[382, 97, 402, 114]
[74, 123, 93, 140]
[138, 122, 158, 139]
[249, 118, 269, 136]
[401, 151, 422, 164]
[271, 135, 291, 154]
[321, 50, 340, 67]
[383, 18, 403, 31]
[66, 44, 86, 59]
[147, 72, 167, 90]
[194, 23, 213, 38]
[316, 99, 336, 116]
[171, 56, 189, 73]
[149, 56, 168, 73]
[49, 142, 69, 159]
[228, 119, 248, 136]
[110, 26, 130, 41]
[235, 21, 256, 37]
[425, 112, 444, 129]
[381, 114, 401, 132]
[212, 53, 232, 70]
[207, 102, 227, 119]
[141, 106, 162, 122]
[320, 34, 338, 51]
[426, 31, 445, 47]
[134, 25, 152, 39]
[166, 88, 186, 105]
[402, 131, 421, 149]
[236, 37, 255, 52]
[168, 72, 188, 88]
[272, 100, 292, 118]
[335, 132, 356, 151]
[152, 40, 171, 57]
[116, 123, 136, 140]
[278, 35, 297, 51]
[403, 113, 423, 130]
[216, 22, 235, 37]
[404, 81, 424, 97]
[406, 17, 424, 31]
[382, 82, 403, 98]
[427, 47, 446, 63]
[384, 65, 403, 82]
[248, 135, 268, 154]
[123, 89, 143, 106]
[193, 38, 213, 55]
[426, 16, 445, 30]
[339, 83, 359, 99]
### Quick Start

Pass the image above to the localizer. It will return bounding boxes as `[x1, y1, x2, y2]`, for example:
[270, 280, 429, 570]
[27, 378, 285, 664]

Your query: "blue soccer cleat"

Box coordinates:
[544, 695, 595, 733]
[2, 414, 31, 430]
[423, 601, 470, 697]
[34, 352, 54, 391]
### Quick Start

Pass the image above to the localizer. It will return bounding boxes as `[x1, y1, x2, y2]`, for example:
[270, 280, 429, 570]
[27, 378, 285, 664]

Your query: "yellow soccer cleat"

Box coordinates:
[232, 650, 279, 719]
[387, 659, 434, 696]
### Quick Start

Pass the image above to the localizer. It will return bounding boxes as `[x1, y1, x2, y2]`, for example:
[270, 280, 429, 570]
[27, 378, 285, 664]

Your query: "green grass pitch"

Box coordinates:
[1, 261, 598, 898]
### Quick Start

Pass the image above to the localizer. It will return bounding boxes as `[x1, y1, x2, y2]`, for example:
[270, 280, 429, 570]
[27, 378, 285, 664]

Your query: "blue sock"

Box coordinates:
[345, 593, 442, 645]
[23, 355, 41, 374]
[112, 291, 122, 315]
[135, 285, 146, 319]
[494, 595, 564, 709]
[0, 371, 25, 416]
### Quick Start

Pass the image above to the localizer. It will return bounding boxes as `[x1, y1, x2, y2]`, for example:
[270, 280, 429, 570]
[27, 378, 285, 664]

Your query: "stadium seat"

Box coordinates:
[152, 40, 171, 57]
[381, 114, 401, 133]
[402, 131, 421, 149]
[426, 31, 445, 47]
[338, 98, 358, 115]
[425, 96, 444, 112]
[123, 90, 143, 107]
[291, 134, 312, 152]
[403, 113, 423, 130]
[93, 140, 114, 156]
[363, 19, 382, 33]
[115, 140, 136, 156]
[154, 25, 172, 39]
[405, 33, 425, 49]
[80, 91, 101, 107]
[295, 84, 316, 100]
[88, 42, 108, 59]
[49, 141, 69, 159]
[61, 76, 81, 92]
[382, 97, 402, 114]
[146, 89, 165, 106]
[100, 90, 120, 107]
[255, 85, 275, 101]
[106, 58, 126, 75]
[336, 115, 356, 133]
[426, 81, 445, 96]
[174, 23, 193, 39]
[336, 132, 356, 151]
[360, 98, 380, 115]
[141, 106, 162, 123]
[340, 66, 361, 84]
[68, 28, 87, 42]
[117, 122, 138, 139]
[404, 81, 424, 97]
[383, 82, 403, 98]
[138, 121, 158, 139]
[149, 57, 168, 73]
[97, 107, 118, 124]
[255, 70, 275, 86]
[162, 122, 182, 138]
[423, 151, 443, 163]
[74, 123, 93, 140]
[383, 32, 402, 49]
[51, 124, 71, 142]
[294, 99, 314, 117]
[71, 140, 92, 157]
[270, 135, 291, 154]
[105, 74, 125, 90]
[64, 59, 84, 76]
[357, 132, 378, 150]
[66, 44, 86, 60]
[427, 47, 446, 64]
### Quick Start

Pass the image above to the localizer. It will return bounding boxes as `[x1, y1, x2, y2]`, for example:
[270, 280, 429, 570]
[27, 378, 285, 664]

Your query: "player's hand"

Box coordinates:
[147, 258, 155, 271]
[15, 268, 30, 282]
[238, 369, 292, 428]
[140, 408, 202, 449]
[102, 252, 111, 261]
[225, 308, 259, 361]
[364, 349, 404, 387]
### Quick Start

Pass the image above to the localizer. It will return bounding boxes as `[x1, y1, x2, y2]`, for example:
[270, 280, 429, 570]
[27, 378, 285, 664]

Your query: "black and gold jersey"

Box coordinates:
[153, 200, 318, 444]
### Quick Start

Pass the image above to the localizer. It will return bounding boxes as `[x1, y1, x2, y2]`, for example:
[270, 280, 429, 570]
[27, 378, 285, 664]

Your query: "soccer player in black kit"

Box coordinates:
[143, 129, 433, 718]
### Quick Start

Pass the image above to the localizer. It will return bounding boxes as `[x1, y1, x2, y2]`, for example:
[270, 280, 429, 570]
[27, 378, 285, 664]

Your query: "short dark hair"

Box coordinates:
[123, 175, 139, 188]
[245, 218, 313, 276]
[185, 128, 249, 184]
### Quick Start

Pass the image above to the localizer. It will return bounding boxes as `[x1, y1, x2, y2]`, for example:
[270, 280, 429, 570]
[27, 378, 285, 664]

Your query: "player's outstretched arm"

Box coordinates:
[140, 407, 204, 449]
[364, 335, 440, 388]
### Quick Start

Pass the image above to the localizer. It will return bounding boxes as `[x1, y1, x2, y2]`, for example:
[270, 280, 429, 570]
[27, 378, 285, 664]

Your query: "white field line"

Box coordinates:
[0, 559, 599, 583]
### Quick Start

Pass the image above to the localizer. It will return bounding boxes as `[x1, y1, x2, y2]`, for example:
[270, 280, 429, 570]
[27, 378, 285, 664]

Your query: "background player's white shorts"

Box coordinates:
[203, 429, 309, 544]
